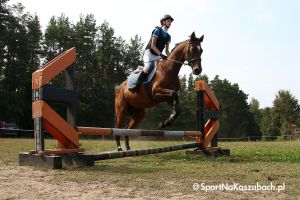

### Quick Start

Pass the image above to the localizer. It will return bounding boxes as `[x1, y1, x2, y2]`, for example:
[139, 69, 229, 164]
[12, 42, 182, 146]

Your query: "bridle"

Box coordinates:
[166, 58, 201, 66]
[167, 41, 202, 66]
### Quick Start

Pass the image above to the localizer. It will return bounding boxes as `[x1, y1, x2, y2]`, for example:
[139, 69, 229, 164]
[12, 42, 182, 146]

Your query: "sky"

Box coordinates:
[9, 0, 300, 108]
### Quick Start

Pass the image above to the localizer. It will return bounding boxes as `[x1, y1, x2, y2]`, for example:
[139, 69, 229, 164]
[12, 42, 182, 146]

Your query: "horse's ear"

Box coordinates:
[199, 35, 204, 42]
[190, 32, 196, 41]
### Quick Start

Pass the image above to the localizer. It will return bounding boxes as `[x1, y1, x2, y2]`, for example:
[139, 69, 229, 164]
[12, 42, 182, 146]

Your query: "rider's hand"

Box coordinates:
[160, 53, 168, 60]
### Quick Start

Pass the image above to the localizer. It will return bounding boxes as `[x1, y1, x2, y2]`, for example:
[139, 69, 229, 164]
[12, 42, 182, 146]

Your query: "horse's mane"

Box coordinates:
[171, 43, 180, 52]
[170, 40, 189, 53]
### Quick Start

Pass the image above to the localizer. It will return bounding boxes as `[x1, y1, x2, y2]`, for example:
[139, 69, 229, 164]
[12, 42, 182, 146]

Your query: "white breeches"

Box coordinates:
[142, 49, 160, 73]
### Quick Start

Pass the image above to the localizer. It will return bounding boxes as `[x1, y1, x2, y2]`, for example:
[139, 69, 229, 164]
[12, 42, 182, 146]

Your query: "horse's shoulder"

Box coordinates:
[156, 60, 168, 72]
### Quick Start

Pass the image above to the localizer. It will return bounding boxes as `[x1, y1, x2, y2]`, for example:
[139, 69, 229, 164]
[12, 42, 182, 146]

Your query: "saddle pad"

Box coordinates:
[127, 63, 157, 88]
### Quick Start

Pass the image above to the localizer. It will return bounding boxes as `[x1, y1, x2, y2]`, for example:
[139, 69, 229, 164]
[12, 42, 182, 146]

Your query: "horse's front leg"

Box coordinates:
[154, 88, 181, 129]
[160, 92, 181, 128]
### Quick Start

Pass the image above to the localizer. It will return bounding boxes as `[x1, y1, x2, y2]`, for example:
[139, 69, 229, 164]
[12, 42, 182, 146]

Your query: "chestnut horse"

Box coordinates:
[114, 32, 204, 151]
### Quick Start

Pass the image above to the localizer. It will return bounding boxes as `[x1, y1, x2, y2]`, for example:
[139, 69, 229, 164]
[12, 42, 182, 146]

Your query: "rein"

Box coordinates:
[144, 40, 202, 66]
[167, 58, 201, 66]
[144, 57, 201, 66]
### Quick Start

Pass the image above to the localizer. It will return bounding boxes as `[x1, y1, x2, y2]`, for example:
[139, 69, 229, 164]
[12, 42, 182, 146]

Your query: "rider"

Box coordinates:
[129, 14, 174, 93]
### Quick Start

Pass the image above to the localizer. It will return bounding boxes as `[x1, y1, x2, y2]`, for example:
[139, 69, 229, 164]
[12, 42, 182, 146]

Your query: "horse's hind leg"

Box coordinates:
[115, 85, 129, 151]
[124, 136, 130, 151]
[125, 108, 146, 150]
[115, 111, 125, 151]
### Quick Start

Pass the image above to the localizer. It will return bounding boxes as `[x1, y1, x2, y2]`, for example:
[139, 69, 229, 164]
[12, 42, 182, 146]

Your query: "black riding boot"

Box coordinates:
[129, 71, 147, 93]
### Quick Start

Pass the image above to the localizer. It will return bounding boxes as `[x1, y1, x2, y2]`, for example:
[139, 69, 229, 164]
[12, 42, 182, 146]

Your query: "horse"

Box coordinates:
[114, 32, 204, 151]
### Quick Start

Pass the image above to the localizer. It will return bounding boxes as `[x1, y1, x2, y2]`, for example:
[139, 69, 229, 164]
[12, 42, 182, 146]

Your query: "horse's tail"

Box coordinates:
[114, 81, 128, 128]
[114, 84, 122, 127]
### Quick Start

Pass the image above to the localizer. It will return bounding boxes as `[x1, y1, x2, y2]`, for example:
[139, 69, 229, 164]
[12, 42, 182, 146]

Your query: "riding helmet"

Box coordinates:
[160, 14, 174, 24]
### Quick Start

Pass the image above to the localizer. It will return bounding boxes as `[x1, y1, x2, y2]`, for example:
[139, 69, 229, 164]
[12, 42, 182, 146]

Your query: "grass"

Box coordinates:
[0, 138, 299, 198]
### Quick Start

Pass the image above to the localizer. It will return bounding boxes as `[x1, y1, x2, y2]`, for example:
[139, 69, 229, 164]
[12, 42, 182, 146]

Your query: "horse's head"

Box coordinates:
[184, 32, 204, 75]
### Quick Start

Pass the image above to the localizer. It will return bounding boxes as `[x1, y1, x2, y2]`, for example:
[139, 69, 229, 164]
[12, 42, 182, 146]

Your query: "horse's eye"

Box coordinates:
[190, 47, 196, 54]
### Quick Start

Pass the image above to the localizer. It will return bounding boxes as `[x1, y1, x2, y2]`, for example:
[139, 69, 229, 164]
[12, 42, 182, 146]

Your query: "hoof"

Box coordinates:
[117, 146, 123, 152]
[126, 147, 131, 151]
[158, 121, 166, 129]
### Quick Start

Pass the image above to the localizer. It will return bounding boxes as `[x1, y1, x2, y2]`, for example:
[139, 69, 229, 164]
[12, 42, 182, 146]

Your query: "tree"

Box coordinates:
[273, 90, 300, 135]
[77, 21, 137, 127]
[27, 15, 43, 70]
[249, 98, 262, 136]
[123, 35, 144, 74]
[43, 14, 74, 90]
[249, 98, 260, 113]
[260, 107, 280, 138]
[73, 14, 97, 95]
[43, 14, 73, 61]
[176, 74, 198, 130]
[0, 2, 42, 128]
[21, 14, 43, 129]
[249, 98, 260, 121]
[209, 75, 260, 138]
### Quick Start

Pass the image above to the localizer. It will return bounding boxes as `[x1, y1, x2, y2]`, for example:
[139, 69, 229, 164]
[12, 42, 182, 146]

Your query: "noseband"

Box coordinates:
[187, 58, 201, 66]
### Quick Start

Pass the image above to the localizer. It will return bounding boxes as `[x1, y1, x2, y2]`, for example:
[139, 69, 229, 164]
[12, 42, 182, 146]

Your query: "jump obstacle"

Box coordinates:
[19, 48, 229, 169]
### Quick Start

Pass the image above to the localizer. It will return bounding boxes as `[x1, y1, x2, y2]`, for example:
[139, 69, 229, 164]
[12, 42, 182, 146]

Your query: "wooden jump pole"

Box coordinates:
[77, 126, 202, 137]
[83, 142, 201, 161]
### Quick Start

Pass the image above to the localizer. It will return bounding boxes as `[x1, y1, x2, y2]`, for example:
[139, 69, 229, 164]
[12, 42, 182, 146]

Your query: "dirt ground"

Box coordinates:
[0, 164, 292, 200]
[0, 165, 200, 200]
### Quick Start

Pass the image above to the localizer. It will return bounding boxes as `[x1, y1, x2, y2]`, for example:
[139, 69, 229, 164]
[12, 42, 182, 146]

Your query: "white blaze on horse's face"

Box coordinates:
[197, 45, 201, 51]
[185, 33, 204, 75]
[188, 42, 202, 75]
[191, 34, 204, 75]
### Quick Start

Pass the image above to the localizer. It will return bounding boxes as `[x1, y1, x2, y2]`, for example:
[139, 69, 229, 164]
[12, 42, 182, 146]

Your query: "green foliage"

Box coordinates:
[0, 2, 42, 128]
[249, 98, 262, 136]
[208, 76, 260, 138]
[259, 107, 280, 138]
[123, 35, 144, 74]
[273, 90, 300, 135]
[249, 91, 300, 138]
[72, 14, 98, 95]
[43, 15, 146, 127]
[44, 14, 73, 59]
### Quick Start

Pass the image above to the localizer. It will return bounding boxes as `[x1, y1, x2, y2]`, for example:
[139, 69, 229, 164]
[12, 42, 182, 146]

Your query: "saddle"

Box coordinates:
[127, 62, 156, 88]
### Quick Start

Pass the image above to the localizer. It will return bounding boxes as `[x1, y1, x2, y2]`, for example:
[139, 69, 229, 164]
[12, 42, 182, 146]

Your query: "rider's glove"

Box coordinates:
[160, 53, 168, 60]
